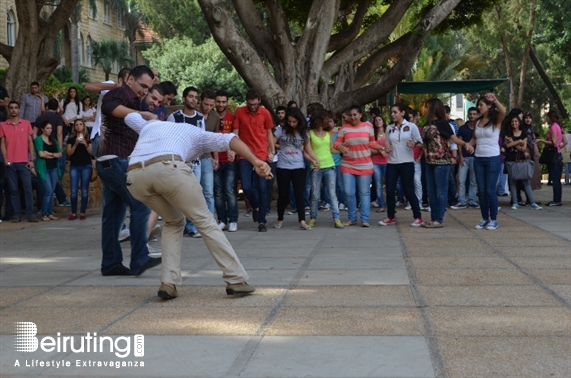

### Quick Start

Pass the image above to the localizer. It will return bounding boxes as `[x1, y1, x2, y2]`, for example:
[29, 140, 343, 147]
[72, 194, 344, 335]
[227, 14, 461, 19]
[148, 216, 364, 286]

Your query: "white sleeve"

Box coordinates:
[194, 131, 236, 158]
[124, 112, 148, 134]
[411, 125, 422, 142]
[166, 112, 175, 122]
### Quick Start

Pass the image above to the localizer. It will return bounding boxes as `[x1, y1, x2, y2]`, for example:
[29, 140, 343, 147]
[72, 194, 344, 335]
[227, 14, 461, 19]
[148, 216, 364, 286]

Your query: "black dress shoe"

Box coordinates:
[101, 264, 133, 276]
[136, 257, 162, 276]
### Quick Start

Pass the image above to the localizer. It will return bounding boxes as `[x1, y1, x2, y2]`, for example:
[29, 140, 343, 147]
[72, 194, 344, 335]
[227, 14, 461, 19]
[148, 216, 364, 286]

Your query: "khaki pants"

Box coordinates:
[127, 161, 249, 285]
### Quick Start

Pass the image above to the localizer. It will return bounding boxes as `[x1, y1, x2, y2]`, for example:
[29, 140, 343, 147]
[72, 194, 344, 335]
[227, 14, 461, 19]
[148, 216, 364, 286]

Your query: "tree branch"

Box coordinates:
[327, 0, 371, 53]
[0, 42, 13, 63]
[353, 33, 411, 89]
[231, 0, 279, 66]
[47, 0, 80, 36]
[197, 0, 285, 107]
[321, 0, 414, 80]
[265, 0, 293, 57]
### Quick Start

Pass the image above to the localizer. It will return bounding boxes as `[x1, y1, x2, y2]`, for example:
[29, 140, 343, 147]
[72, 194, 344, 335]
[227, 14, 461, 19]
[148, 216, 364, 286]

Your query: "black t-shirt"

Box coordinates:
[35, 112, 65, 140]
[457, 124, 475, 158]
[505, 131, 528, 162]
[0, 85, 8, 122]
[44, 142, 58, 170]
[67, 136, 92, 166]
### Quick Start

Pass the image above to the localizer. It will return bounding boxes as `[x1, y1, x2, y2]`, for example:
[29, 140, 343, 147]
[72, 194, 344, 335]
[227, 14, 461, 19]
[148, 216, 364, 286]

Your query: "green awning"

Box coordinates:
[396, 79, 509, 94]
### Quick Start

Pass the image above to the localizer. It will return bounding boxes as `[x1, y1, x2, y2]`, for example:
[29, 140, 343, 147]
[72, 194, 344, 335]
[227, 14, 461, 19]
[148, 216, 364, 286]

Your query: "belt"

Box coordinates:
[127, 154, 183, 172]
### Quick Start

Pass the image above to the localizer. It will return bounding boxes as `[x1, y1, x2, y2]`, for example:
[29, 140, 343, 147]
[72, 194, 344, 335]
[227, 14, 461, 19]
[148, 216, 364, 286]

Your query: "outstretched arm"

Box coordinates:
[229, 137, 272, 179]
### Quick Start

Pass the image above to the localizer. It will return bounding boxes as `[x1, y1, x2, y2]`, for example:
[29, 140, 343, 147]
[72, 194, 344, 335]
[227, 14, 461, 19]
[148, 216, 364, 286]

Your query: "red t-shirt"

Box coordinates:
[218, 112, 236, 163]
[234, 106, 273, 161]
[0, 118, 33, 163]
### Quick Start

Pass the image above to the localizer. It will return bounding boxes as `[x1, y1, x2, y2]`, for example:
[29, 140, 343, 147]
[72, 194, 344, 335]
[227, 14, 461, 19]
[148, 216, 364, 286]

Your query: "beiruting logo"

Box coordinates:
[14, 322, 144, 358]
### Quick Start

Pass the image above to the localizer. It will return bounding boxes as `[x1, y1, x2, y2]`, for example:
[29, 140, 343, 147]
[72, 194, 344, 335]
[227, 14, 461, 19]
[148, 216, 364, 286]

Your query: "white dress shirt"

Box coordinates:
[124, 112, 236, 165]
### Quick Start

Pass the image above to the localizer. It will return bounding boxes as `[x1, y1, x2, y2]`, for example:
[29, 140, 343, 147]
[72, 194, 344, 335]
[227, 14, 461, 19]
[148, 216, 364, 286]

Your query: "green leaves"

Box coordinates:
[90, 39, 133, 80]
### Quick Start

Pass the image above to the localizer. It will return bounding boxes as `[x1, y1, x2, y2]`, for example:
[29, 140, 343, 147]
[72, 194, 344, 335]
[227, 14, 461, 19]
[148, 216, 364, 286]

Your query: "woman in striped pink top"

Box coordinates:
[334, 105, 384, 227]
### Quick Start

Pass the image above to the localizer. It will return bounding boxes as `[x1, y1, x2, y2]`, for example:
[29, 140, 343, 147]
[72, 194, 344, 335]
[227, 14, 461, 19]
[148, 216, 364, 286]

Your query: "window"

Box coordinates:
[104, 1, 110, 23]
[79, 33, 84, 66]
[117, 10, 124, 28]
[7, 10, 15, 47]
[89, 3, 95, 19]
[456, 94, 463, 110]
[86, 36, 92, 67]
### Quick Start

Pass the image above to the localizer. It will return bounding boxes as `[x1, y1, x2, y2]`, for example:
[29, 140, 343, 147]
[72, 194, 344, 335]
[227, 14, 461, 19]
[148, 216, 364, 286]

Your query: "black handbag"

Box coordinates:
[539, 146, 557, 165]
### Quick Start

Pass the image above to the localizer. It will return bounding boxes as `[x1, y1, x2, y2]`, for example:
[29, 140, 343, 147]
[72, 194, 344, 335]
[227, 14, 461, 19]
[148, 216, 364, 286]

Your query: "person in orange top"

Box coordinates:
[232, 89, 275, 232]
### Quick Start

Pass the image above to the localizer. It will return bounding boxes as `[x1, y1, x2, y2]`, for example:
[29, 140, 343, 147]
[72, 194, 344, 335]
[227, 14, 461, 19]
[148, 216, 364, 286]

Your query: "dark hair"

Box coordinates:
[468, 107, 478, 113]
[129, 65, 154, 81]
[307, 102, 324, 117]
[311, 108, 332, 132]
[246, 88, 261, 100]
[369, 107, 381, 117]
[505, 115, 527, 139]
[81, 96, 92, 108]
[30, 81, 40, 87]
[390, 103, 408, 121]
[215, 90, 229, 99]
[349, 104, 362, 114]
[47, 98, 59, 111]
[201, 89, 216, 101]
[118, 68, 131, 82]
[276, 106, 286, 113]
[425, 98, 447, 124]
[546, 110, 560, 124]
[182, 86, 199, 98]
[523, 111, 532, 118]
[63, 86, 81, 116]
[159, 81, 177, 96]
[284, 107, 309, 141]
[8, 100, 19, 108]
[287, 100, 297, 109]
[476, 96, 500, 128]
[373, 114, 386, 138]
[444, 105, 451, 114]
[39, 120, 56, 145]
[150, 84, 165, 96]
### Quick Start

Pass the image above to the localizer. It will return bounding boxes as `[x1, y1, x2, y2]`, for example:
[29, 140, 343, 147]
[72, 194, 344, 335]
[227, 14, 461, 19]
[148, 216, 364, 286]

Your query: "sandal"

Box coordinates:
[41, 216, 50, 222]
[48, 215, 59, 220]
[376, 208, 385, 213]
[299, 222, 312, 230]
[274, 222, 283, 229]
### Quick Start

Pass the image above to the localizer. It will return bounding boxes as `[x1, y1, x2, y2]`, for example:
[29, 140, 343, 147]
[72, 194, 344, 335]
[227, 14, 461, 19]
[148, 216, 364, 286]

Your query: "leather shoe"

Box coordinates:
[101, 264, 133, 276]
[158, 283, 178, 299]
[136, 257, 162, 276]
[226, 282, 255, 295]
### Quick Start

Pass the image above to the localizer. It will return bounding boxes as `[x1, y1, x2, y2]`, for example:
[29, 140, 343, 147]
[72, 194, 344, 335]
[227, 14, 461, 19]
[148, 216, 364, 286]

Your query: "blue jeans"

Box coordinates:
[200, 157, 215, 214]
[342, 172, 371, 223]
[239, 159, 268, 224]
[40, 168, 58, 216]
[474, 155, 501, 221]
[96, 157, 150, 275]
[448, 163, 457, 205]
[185, 163, 202, 234]
[310, 167, 340, 221]
[70, 164, 92, 214]
[386, 163, 422, 220]
[496, 162, 507, 195]
[372, 163, 386, 209]
[335, 166, 345, 205]
[91, 134, 100, 158]
[548, 156, 563, 203]
[214, 162, 238, 223]
[425, 164, 450, 224]
[5, 163, 35, 218]
[564, 162, 571, 184]
[457, 156, 477, 205]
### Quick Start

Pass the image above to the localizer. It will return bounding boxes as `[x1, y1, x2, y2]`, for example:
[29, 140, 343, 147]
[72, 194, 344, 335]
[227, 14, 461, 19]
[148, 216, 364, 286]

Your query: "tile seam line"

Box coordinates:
[396, 222, 449, 378]
[447, 212, 571, 311]
[224, 231, 328, 377]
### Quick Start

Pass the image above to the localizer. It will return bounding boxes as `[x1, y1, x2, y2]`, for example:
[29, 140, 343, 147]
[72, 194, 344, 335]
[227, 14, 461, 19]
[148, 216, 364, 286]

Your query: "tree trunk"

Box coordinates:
[0, 0, 80, 101]
[496, 7, 516, 109]
[529, 47, 569, 119]
[71, 20, 80, 84]
[516, 0, 537, 108]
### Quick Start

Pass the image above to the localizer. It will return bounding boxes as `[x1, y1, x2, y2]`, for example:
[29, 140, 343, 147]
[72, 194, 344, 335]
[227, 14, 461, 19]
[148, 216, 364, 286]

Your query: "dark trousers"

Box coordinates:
[277, 168, 306, 223]
[5, 163, 34, 219]
[386, 162, 421, 220]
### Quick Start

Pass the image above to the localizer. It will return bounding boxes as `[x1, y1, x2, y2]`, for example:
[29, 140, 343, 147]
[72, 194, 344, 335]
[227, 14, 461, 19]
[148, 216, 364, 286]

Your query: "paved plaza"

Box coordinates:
[0, 185, 570, 377]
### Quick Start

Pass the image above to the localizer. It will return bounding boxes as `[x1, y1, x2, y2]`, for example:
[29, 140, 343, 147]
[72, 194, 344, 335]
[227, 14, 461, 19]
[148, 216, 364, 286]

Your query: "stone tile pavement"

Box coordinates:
[0, 184, 569, 377]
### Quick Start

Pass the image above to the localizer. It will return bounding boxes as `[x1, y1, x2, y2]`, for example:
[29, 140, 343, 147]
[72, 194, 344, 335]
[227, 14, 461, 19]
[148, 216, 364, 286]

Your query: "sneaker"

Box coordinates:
[308, 219, 317, 228]
[486, 220, 498, 230]
[379, 218, 395, 226]
[58, 200, 71, 207]
[322, 203, 330, 211]
[189, 231, 202, 238]
[511, 204, 519, 210]
[531, 203, 543, 210]
[119, 228, 130, 242]
[258, 223, 267, 232]
[287, 209, 297, 215]
[226, 282, 255, 295]
[28, 215, 39, 222]
[468, 203, 480, 209]
[147, 243, 162, 258]
[334, 219, 345, 229]
[411, 218, 424, 227]
[218, 221, 227, 231]
[244, 210, 252, 217]
[149, 224, 162, 240]
[404, 204, 412, 210]
[338, 203, 346, 211]
[547, 201, 562, 207]
[228, 222, 238, 232]
[371, 201, 379, 208]
[395, 201, 404, 207]
[451, 203, 466, 210]
[475, 220, 489, 229]
[158, 284, 177, 299]
[425, 206, 431, 212]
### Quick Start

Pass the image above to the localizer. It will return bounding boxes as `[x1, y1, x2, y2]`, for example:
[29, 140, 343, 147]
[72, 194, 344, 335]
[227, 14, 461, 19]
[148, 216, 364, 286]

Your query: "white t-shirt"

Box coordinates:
[61, 100, 83, 124]
[386, 120, 422, 164]
[81, 107, 96, 129]
[474, 121, 500, 157]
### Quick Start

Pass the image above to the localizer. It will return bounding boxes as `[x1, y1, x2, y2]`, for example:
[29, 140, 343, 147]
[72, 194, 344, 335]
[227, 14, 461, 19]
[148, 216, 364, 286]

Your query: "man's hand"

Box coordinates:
[254, 159, 272, 180]
[212, 159, 219, 171]
[266, 151, 275, 163]
[139, 111, 158, 120]
[227, 150, 236, 162]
